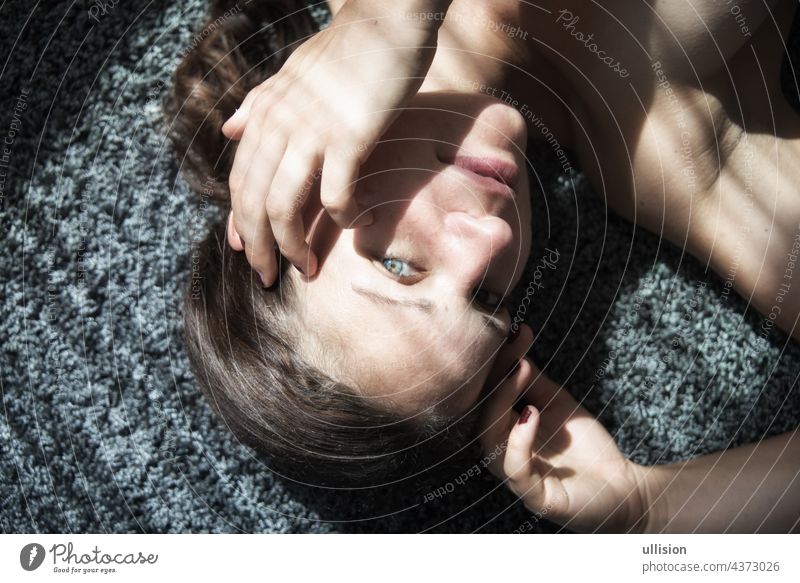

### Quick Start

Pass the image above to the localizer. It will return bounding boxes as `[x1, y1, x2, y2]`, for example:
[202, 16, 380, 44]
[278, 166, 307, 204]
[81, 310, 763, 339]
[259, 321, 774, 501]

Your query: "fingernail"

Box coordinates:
[518, 406, 532, 425]
[256, 270, 267, 287]
[506, 325, 520, 344]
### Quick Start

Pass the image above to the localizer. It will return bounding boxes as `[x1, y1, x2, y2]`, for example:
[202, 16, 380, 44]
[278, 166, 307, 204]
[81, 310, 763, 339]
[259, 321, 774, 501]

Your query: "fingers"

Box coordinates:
[227, 105, 271, 202]
[222, 82, 272, 140]
[222, 108, 246, 140]
[235, 210, 275, 288]
[479, 362, 552, 516]
[243, 230, 277, 288]
[504, 405, 539, 479]
[503, 405, 548, 512]
[521, 361, 574, 412]
[227, 210, 244, 251]
[267, 149, 320, 276]
[235, 138, 287, 286]
[320, 150, 373, 228]
[478, 357, 533, 478]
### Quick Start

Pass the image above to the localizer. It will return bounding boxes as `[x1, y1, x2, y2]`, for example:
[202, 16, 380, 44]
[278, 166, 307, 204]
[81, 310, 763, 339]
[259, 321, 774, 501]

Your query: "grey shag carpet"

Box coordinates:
[1, 0, 798, 533]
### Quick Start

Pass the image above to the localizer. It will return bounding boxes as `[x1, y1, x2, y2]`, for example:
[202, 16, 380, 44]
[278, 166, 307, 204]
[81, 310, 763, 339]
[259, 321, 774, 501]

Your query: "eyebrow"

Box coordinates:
[352, 284, 435, 313]
[351, 284, 506, 338]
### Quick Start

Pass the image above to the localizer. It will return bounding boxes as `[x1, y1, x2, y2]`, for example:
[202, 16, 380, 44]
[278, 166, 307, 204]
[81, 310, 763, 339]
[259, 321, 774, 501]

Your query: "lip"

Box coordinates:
[449, 155, 519, 197]
[453, 156, 519, 188]
[448, 162, 516, 199]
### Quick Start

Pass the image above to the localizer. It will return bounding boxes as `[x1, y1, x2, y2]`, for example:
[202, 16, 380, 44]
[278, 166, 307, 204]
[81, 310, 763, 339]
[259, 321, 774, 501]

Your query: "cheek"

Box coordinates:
[357, 165, 437, 213]
[440, 337, 500, 409]
[439, 364, 493, 416]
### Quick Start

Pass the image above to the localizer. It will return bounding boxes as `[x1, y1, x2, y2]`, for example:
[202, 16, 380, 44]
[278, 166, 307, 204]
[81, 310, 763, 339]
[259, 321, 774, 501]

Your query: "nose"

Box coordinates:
[439, 211, 514, 295]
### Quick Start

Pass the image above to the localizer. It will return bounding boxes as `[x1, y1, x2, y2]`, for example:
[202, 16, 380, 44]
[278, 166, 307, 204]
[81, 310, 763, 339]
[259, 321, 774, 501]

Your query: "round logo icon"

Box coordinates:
[20, 543, 46, 571]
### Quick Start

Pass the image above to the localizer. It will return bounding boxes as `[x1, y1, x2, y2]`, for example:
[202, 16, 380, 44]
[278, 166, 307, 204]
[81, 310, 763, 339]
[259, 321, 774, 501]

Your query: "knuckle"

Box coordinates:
[341, 117, 370, 140]
[320, 188, 354, 216]
[277, 222, 306, 245]
[319, 193, 346, 214]
[239, 198, 264, 222]
[264, 195, 292, 219]
[237, 223, 259, 244]
[251, 90, 272, 112]
[230, 215, 247, 237]
[240, 174, 270, 204]
[265, 99, 293, 127]
[330, 140, 365, 164]
[273, 71, 296, 93]
[236, 216, 268, 244]
[228, 167, 245, 196]
[256, 77, 274, 94]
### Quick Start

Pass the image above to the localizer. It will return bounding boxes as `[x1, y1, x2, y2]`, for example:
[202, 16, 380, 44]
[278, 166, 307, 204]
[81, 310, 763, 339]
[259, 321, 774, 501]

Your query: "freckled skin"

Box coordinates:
[476, 1, 799, 337]
[316, 0, 800, 415]
[297, 91, 531, 416]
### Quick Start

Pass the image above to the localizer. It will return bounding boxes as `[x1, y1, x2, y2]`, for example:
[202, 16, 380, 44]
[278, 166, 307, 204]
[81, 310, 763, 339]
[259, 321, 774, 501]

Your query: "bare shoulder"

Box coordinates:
[638, 0, 785, 80]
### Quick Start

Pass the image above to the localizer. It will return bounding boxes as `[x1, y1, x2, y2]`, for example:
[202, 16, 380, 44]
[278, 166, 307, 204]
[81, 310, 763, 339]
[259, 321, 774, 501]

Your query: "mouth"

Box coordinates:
[449, 155, 519, 196]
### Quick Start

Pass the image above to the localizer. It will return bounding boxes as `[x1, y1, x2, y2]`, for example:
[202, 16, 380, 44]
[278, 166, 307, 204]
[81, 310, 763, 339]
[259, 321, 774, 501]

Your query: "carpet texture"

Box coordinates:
[1, 0, 798, 533]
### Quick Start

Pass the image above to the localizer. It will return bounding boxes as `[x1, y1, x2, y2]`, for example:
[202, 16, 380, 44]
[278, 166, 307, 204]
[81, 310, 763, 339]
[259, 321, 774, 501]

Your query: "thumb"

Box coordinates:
[504, 405, 549, 512]
[521, 361, 569, 411]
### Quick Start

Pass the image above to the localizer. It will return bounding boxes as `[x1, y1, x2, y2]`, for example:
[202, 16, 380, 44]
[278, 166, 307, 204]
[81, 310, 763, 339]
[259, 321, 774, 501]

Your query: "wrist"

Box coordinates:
[342, 0, 454, 33]
[628, 463, 668, 533]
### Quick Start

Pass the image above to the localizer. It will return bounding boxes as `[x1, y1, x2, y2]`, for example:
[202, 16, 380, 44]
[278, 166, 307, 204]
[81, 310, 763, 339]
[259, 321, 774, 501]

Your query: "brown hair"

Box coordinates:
[164, 0, 480, 487]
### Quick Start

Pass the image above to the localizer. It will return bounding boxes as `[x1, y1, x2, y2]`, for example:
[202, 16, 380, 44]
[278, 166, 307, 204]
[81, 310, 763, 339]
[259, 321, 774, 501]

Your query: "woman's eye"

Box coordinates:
[381, 257, 417, 278]
[473, 287, 505, 310]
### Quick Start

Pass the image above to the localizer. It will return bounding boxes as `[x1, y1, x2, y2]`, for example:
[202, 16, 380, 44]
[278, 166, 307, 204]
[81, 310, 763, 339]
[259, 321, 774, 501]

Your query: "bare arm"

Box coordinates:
[224, 0, 455, 284]
[637, 429, 800, 533]
[326, 0, 455, 23]
[478, 347, 800, 533]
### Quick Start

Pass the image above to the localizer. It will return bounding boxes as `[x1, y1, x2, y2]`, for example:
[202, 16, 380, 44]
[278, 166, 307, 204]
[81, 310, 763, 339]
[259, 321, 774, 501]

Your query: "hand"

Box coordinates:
[222, 0, 447, 285]
[478, 343, 647, 533]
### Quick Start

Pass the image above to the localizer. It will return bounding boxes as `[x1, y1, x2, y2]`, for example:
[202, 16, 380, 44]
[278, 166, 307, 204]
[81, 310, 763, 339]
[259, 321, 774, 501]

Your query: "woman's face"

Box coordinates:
[296, 91, 531, 418]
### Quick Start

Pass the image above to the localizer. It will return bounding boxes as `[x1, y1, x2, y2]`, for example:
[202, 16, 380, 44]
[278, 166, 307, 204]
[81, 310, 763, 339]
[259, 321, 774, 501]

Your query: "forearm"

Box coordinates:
[637, 429, 800, 533]
[339, 0, 455, 29]
[330, 0, 454, 83]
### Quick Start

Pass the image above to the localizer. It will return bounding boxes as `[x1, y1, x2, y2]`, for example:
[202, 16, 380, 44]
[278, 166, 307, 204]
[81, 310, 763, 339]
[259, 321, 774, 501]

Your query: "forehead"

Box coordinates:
[297, 258, 491, 413]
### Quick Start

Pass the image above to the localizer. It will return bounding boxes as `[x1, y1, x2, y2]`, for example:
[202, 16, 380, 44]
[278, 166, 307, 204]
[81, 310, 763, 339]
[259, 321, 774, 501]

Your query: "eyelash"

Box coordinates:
[380, 257, 508, 311]
[380, 257, 418, 279]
